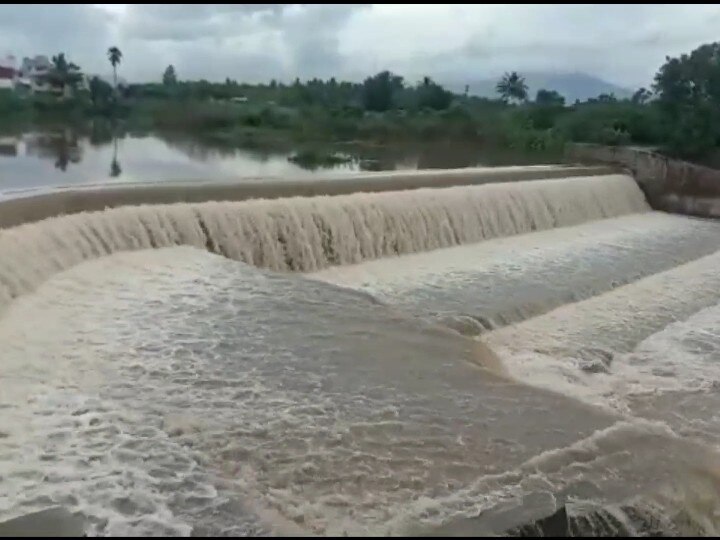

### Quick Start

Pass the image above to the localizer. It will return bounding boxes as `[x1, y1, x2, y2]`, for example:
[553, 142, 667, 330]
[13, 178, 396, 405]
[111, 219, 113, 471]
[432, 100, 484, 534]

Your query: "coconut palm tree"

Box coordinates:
[496, 71, 528, 104]
[107, 46, 122, 89]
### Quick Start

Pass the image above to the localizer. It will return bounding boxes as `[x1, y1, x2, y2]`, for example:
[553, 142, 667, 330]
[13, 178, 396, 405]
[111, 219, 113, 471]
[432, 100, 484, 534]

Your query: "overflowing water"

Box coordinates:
[3, 172, 720, 536]
[0, 174, 644, 309]
[312, 212, 720, 335]
[486, 251, 720, 406]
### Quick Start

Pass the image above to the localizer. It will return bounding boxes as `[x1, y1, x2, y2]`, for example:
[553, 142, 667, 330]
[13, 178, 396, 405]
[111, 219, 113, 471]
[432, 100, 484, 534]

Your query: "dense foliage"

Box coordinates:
[4, 42, 720, 163]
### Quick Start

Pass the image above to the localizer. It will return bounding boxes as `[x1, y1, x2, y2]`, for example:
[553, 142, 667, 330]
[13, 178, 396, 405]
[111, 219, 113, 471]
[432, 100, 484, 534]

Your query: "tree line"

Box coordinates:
[7, 41, 720, 160]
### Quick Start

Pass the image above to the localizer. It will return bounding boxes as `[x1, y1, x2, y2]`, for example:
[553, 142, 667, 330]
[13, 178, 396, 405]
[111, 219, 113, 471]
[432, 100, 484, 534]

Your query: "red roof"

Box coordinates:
[0, 66, 15, 79]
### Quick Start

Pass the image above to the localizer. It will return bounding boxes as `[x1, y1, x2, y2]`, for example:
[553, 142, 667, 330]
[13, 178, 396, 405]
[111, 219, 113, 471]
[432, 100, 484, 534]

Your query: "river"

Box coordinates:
[0, 127, 555, 195]
[2, 167, 720, 536]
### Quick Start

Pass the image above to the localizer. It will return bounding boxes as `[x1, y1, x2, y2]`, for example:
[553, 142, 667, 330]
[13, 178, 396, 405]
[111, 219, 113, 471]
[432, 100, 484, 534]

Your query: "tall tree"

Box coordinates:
[653, 42, 720, 156]
[107, 46, 122, 88]
[496, 71, 528, 104]
[596, 93, 617, 103]
[531, 89, 566, 129]
[163, 64, 177, 86]
[52, 53, 68, 74]
[535, 89, 565, 106]
[362, 70, 404, 112]
[88, 76, 113, 107]
[416, 76, 453, 110]
[49, 53, 82, 97]
[631, 87, 652, 105]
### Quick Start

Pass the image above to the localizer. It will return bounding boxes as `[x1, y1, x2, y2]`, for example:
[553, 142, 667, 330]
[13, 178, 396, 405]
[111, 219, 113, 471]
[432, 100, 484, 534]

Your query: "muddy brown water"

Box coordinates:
[2, 172, 720, 536]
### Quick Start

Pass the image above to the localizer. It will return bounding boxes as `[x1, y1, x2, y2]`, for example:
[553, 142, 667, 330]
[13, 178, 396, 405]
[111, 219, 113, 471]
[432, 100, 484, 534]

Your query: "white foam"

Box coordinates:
[0, 174, 647, 314]
[311, 212, 720, 334]
[487, 250, 720, 410]
[382, 418, 720, 536]
[0, 247, 625, 536]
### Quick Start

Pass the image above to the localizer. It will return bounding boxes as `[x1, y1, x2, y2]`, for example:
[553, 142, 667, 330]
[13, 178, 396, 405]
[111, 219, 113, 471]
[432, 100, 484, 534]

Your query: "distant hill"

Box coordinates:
[444, 72, 633, 103]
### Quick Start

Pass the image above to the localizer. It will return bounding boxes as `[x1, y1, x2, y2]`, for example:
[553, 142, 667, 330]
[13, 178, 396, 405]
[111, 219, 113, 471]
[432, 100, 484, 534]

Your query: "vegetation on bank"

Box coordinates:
[288, 150, 353, 170]
[4, 41, 720, 164]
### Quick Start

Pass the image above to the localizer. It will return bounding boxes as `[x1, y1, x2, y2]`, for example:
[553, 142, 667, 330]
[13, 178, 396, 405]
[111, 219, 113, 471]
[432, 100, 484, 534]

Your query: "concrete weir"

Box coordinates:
[0, 172, 647, 313]
[565, 143, 720, 218]
[0, 165, 614, 228]
[2, 162, 718, 536]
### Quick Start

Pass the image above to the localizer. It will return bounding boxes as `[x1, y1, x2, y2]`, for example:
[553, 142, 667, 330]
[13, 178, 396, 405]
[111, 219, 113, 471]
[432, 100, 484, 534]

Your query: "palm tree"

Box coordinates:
[107, 46, 122, 89]
[496, 71, 528, 104]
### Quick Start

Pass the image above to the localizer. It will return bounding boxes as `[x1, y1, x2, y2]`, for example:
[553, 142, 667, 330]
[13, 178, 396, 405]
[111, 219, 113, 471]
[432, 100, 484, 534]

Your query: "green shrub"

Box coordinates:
[288, 149, 352, 170]
[0, 89, 28, 116]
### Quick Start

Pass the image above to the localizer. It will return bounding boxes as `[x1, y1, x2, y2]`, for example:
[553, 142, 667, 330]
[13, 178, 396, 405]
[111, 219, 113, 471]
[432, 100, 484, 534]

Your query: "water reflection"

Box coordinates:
[88, 119, 115, 148]
[24, 131, 82, 172]
[110, 137, 122, 178]
[161, 134, 276, 163]
[17, 127, 120, 175]
[0, 123, 560, 194]
[110, 158, 122, 178]
[0, 137, 18, 157]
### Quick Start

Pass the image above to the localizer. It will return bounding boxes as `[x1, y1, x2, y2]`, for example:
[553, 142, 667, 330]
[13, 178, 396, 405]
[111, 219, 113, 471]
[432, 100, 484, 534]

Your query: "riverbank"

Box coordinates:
[0, 87, 663, 168]
[3, 83, 718, 177]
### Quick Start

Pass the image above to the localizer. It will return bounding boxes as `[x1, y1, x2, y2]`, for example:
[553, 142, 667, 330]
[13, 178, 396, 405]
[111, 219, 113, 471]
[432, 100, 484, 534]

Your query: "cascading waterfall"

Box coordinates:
[310, 212, 720, 336]
[11, 169, 720, 537]
[0, 174, 647, 311]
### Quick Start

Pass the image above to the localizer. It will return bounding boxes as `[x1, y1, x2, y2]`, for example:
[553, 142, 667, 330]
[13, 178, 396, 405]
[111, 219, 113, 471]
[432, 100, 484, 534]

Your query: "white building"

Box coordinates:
[17, 55, 54, 94]
[2, 53, 86, 97]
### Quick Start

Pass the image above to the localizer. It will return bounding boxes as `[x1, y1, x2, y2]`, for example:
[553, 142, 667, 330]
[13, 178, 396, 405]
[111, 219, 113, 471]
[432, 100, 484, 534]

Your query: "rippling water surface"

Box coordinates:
[3, 174, 720, 536]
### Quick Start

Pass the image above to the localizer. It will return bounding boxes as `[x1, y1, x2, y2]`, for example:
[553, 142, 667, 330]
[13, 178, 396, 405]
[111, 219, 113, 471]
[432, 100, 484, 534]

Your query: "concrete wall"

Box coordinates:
[565, 143, 720, 218]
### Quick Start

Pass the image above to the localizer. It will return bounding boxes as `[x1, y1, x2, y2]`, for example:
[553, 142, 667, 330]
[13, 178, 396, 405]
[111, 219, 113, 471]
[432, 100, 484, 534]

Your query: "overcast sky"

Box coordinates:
[1, 4, 719, 88]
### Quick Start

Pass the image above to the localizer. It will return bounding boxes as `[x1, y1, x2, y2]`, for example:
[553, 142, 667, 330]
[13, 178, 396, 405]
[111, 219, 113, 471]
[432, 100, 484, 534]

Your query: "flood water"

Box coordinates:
[0, 130, 353, 193]
[0, 127, 557, 195]
[3, 170, 720, 536]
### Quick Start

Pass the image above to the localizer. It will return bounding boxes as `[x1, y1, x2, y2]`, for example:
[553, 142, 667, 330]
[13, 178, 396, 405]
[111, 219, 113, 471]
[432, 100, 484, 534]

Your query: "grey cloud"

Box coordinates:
[121, 4, 287, 41]
[1, 4, 720, 88]
[401, 4, 720, 88]
[116, 3, 368, 81]
[159, 42, 285, 83]
[280, 4, 371, 78]
[0, 4, 114, 72]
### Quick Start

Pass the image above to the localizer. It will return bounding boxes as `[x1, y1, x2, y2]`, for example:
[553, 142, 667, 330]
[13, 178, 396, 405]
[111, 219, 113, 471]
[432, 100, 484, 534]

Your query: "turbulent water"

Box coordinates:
[0, 174, 644, 309]
[312, 212, 720, 335]
[3, 172, 720, 536]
